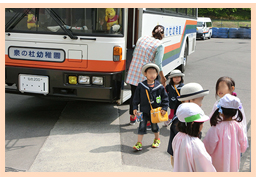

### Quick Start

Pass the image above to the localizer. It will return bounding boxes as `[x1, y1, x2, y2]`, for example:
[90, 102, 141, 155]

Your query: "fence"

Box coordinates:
[212, 20, 251, 28]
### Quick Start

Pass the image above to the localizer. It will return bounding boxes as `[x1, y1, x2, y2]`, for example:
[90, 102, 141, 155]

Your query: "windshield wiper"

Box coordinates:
[5, 8, 32, 31]
[45, 8, 78, 40]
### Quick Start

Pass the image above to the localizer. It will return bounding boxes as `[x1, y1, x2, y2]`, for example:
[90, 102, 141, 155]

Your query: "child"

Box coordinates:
[167, 82, 209, 167]
[172, 102, 216, 172]
[203, 94, 248, 172]
[164, 69, 185, 127]
[210, 76, 248, 147]
[133, 63, 169, 150]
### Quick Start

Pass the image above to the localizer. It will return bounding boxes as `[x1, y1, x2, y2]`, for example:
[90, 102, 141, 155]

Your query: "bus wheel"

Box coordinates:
[179, 42, 188, 72]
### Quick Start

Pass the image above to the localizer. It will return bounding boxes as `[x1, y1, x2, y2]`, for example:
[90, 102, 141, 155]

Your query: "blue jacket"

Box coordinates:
[133, 80, 169, 115]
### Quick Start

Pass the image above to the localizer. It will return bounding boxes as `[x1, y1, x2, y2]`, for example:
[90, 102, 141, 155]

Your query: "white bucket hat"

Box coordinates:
[169, 69, 185, 79]
[176, 102, 209, 123]
[178, 83, 209, 101]
[141, 63, 160, 76]
[217, 94, 241, 113]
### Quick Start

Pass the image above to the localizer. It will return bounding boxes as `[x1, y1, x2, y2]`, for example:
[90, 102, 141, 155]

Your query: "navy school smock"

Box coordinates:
[133, 80, 169, 115]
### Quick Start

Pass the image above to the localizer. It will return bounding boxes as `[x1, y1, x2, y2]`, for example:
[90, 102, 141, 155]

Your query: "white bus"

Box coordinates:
[5, 8, 197, 104]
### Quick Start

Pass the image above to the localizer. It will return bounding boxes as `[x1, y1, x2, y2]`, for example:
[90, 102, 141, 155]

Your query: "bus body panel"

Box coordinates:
[5, 33, 127, 72]
[141, 12, 197, 76]
[5, 34, 126, 102]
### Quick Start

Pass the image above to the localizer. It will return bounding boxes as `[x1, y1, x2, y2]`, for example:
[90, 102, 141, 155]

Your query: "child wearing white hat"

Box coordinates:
[164, 69, 185, 127]
[209, 76, 248, 148]
[172, 102, 216, 172]
[203, 94, 248, 172]
[167, 82, 209, 167]
[132, 63, 169, 151]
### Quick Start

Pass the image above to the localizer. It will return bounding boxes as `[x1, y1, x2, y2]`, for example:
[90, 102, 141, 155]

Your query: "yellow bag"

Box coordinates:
[145, 90, 168, 123]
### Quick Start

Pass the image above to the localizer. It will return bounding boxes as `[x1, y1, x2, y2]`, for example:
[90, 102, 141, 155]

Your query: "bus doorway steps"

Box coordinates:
[117, 88, 131, 105]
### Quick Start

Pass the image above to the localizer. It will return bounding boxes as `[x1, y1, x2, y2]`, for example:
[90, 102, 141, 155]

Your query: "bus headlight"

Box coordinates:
[92, 76, 103, 85]
[78, 76, 90, 84]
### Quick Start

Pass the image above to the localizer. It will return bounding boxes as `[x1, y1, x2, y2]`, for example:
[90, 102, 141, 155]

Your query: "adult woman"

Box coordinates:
[126, 25, 166, 125]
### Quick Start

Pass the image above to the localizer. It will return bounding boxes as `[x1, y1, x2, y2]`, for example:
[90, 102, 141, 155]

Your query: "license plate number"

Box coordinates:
[19, 74, 49, 95]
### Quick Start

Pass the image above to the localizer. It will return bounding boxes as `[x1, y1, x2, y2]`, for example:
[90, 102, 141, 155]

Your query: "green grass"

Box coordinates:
[212, 20, 251, 28]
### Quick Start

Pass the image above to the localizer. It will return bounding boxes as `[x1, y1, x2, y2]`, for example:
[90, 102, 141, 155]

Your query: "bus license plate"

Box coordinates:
[19, 74, 49, 95]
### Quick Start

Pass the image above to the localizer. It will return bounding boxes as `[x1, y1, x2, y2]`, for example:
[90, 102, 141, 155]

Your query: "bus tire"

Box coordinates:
[179, 41, 188, 72]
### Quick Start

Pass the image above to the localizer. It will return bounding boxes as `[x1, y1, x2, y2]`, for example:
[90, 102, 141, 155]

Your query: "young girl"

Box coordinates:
[203, 94, 248, 172]
[164, 69, 184, 127]
[210, 76, 248, 147]
[172, 102, 216, 172]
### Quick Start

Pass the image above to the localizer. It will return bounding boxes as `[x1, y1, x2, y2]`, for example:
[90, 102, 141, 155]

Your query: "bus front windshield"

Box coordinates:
[5, 8, 123, 36]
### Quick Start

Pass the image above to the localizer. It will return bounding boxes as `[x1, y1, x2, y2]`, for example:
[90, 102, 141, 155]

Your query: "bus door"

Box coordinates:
[117, 8, 139, 104]
[126, 8, 139, 72]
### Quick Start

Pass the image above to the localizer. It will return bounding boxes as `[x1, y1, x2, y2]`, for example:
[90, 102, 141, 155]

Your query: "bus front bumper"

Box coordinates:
[5, 66, 122, 103]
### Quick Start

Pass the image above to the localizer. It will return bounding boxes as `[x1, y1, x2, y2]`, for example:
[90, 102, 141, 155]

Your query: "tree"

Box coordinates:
[198, 8, 251, 20]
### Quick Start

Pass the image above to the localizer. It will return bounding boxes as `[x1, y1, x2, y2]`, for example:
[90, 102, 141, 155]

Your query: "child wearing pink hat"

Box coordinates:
[203, 94, 248, 172]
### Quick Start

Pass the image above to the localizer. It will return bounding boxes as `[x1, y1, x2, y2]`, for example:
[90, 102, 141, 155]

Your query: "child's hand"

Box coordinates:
[133, 109, 138, 116]
[161, 110, 166, 116]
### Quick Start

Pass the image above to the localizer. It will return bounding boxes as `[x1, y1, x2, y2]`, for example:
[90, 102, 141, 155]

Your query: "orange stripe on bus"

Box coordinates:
[164, 43, 180, 54]
[87, 59, 126, 72]
[186, 20, 197, 25]
[164, 20, 197, 54]
[5, 55, 126, 72]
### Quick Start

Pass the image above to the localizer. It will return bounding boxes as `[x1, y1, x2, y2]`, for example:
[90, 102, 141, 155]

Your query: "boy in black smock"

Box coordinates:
[133, 63, 169, 151]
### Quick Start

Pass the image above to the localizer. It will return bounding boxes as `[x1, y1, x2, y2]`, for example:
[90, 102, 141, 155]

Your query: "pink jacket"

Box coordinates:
[203, 121, 247, 172]
[209, 100, 248, 147]
[172, 132, 216, 172]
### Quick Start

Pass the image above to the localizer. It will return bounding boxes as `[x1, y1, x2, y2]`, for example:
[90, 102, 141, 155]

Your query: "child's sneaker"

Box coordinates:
[130, 116, 137, 125]
[152, 138, 161, 148]
[133, 142, 142, 151]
